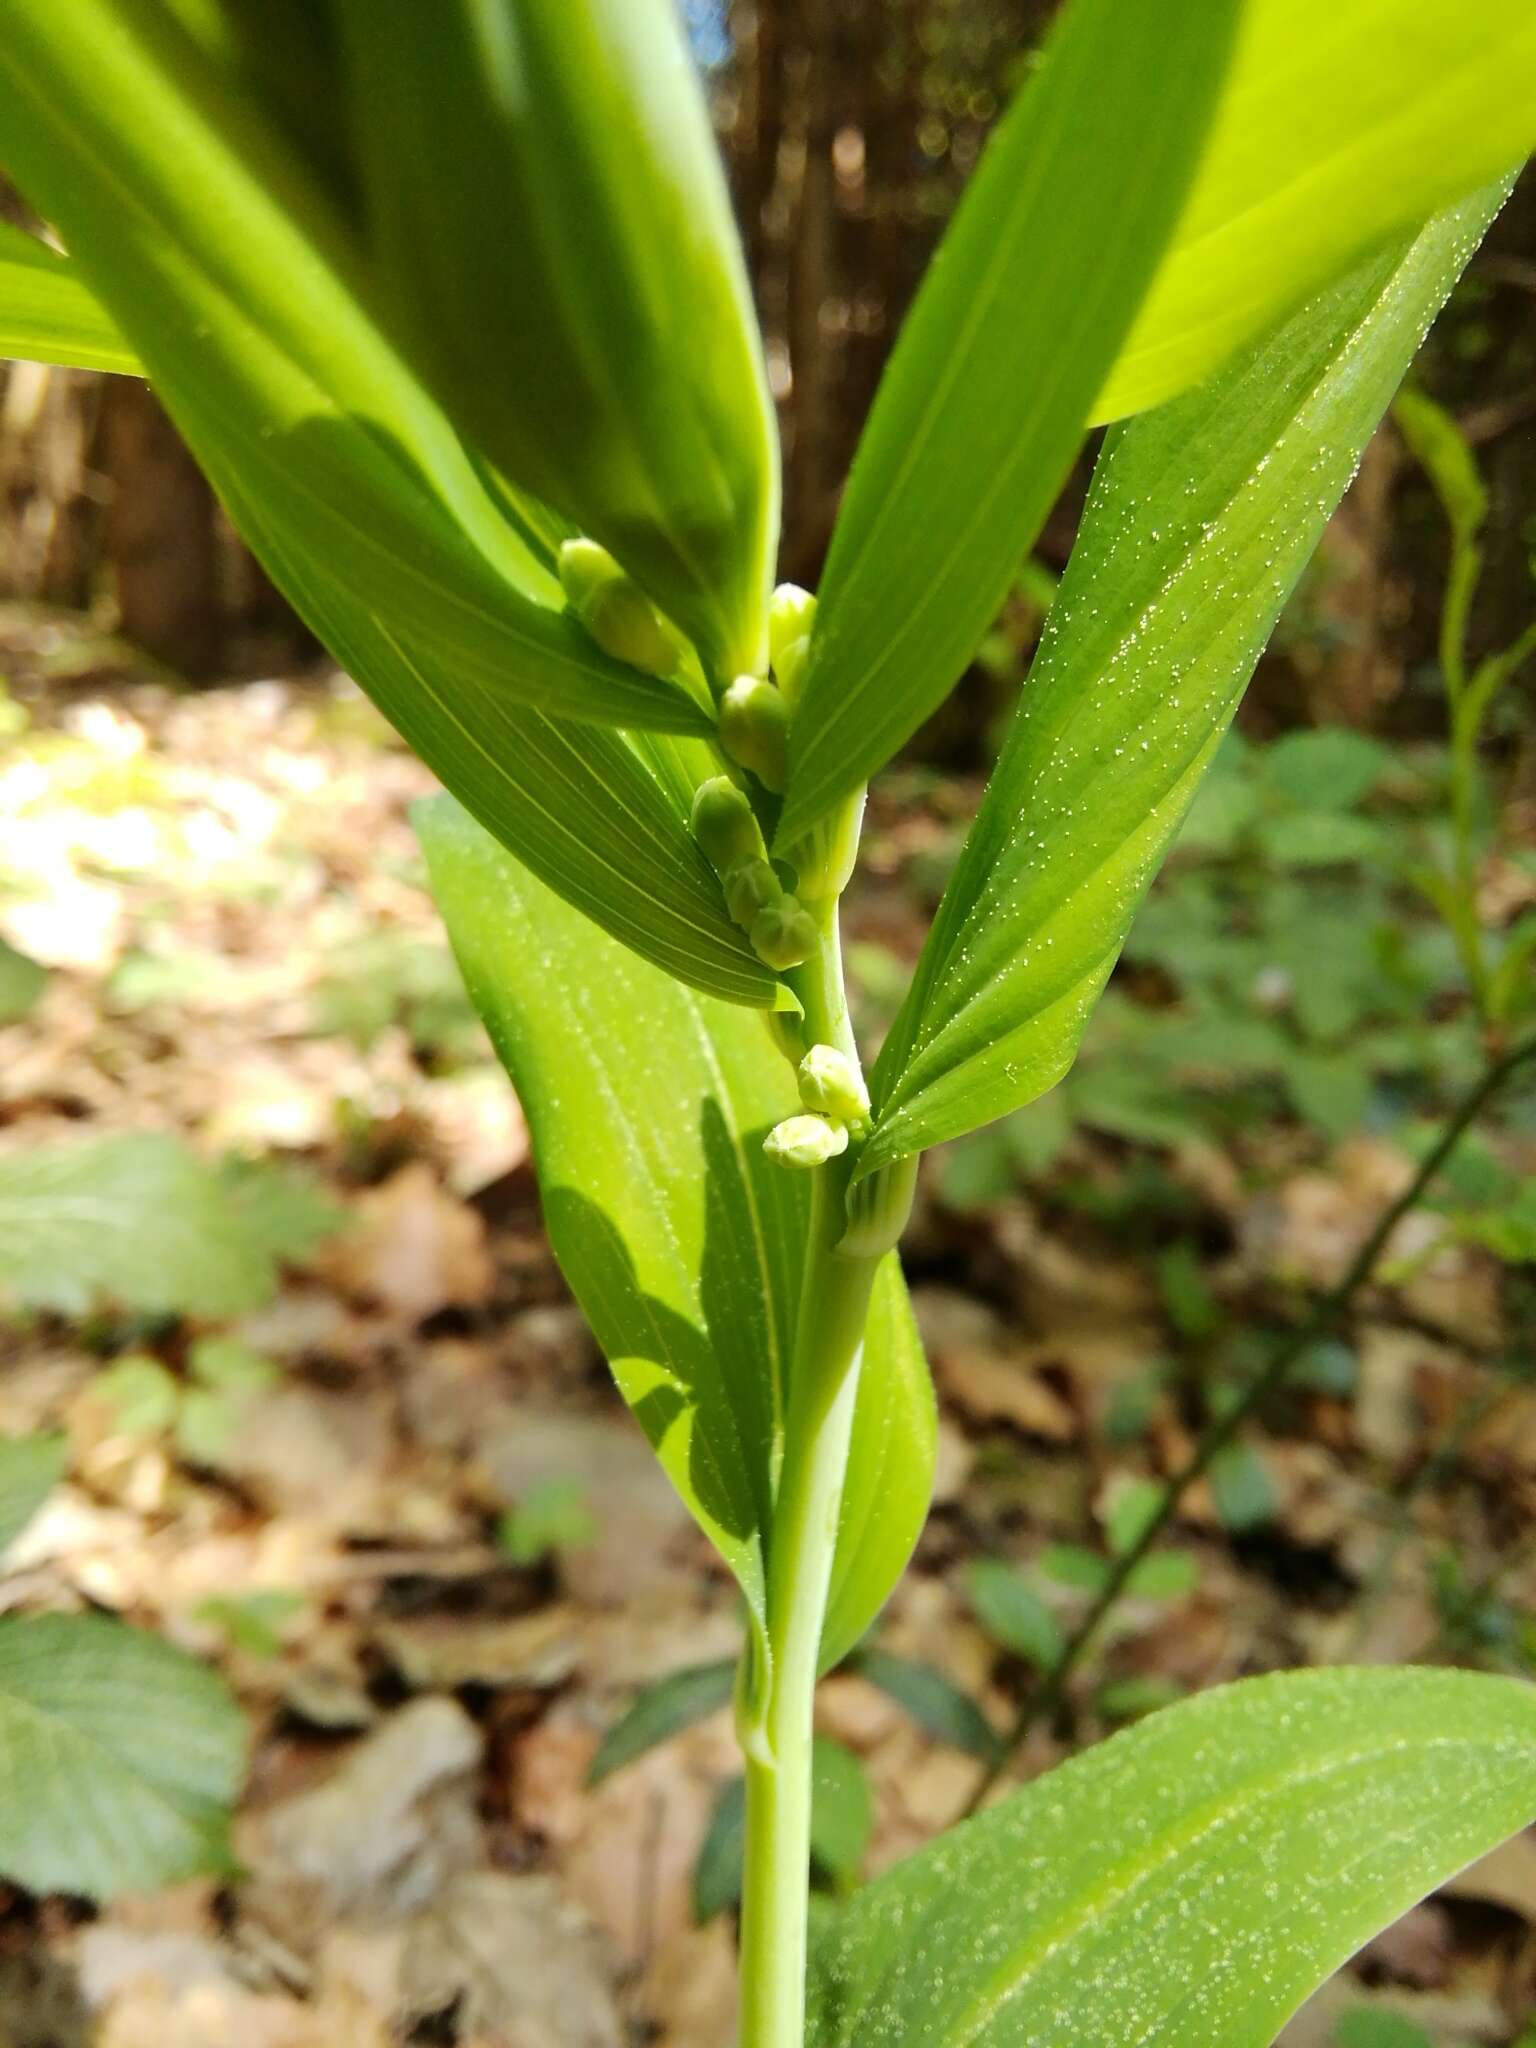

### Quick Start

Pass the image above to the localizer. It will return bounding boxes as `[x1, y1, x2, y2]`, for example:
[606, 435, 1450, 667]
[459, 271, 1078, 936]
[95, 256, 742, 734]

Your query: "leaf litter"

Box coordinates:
[0, 613, 1532, 2041]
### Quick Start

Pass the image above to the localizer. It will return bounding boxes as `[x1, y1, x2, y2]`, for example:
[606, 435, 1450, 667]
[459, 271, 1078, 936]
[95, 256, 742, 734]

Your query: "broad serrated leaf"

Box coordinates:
[0, 219, 137, 373]
[336, 0, 779, 681]
[777, 0, 1240, 847]
[863, 193, 1503, 1171]
[0, 1134, 273, 1318]
[588, 1660, 737, 1786]
[419, 796, 935, 1679]
[0, 1434, 66, 1557]
[1096, 0, 1536, 422]
[0, 1613, 245, 1899]
[808, 1667, 1536, 2046]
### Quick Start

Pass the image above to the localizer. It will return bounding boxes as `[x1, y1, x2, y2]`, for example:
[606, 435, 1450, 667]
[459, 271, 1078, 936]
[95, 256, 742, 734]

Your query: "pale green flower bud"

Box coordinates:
[559, 538, 676, 676]
[724, 858, 784, 927]
[719, 675, 789, 793]
[763, 1113, 849, 1170]
[690, 776, 766, 874]
[773, 632, 811, 708]
[768, 583, 817, 669]
[798, 1044, 870, 1126]
[750, 898, 818, 970]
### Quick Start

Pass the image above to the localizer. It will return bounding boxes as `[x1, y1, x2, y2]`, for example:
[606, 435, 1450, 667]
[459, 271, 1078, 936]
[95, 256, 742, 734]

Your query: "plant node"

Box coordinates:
[559, 537, 677, 676]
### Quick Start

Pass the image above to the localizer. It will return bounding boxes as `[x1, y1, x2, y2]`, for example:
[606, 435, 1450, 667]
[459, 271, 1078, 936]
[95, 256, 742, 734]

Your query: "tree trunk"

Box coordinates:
[97, 377, 224, 678]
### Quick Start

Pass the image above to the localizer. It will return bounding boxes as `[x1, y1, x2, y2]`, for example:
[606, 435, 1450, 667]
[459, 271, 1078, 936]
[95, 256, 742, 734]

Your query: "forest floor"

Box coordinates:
[1, 608, 1534, 2047]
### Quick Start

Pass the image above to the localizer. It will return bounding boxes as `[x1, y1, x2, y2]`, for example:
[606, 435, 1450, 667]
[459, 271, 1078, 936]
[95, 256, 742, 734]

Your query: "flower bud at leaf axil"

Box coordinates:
[559, 539, 677, 676]
[798, 1044, 870, 1127]
[763, 1114, 849, 1170]
[690, 776, 767, 875]
[724, 859, 784, 929]
[719, 675, 789, 792]
[773, 633, 812, 708]
[768, 583, 817, 668]
[750, 899, 818, 970]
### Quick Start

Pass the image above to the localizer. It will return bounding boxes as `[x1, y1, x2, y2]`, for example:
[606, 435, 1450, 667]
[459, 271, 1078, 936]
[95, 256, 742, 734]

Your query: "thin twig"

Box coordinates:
[960, 1032, 1536, 1818]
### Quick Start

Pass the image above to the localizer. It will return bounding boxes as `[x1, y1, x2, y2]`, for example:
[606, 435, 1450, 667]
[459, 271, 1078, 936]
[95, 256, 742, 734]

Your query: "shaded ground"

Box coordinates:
[1, 611, 1533, 2046]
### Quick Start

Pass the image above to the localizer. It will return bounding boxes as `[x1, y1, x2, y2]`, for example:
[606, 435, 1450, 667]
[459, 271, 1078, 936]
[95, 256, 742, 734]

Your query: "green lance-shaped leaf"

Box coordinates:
[807, 1667, 1536, 2048]
[0, 0, 716, 737]
[0, 1613, 246, 1900]
[0, 221, 138, 373]
[1095, 0, 1536, 424]
[775, 0, 1242, 849]
[420, 797, 935, 1681]
[335, 0, 779, 682]
[862, 189, 1505, 1173]
[0, 0, 783, 1005]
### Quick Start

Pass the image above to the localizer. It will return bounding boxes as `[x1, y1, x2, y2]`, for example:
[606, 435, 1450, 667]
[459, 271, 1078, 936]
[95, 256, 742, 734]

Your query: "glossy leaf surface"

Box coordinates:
[0, 0, 779, 1004]
[777, 0, 1240, 847]
[864, 192, 1503, 1170]
[808, 1667, 1536, 2046]
[0, 221, 137, 372]
[420, 798, 935, 1675]
[1097, 0, 1536, 422]
[338, 0, 778, 680]
[0, 1614, 245, 1899]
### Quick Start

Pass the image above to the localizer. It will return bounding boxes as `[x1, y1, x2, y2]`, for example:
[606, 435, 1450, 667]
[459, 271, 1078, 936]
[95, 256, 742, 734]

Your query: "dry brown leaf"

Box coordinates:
[482, 1408, 697, 1607]
[915, 1289, 1077, 1441]
[1445, 1830, 1536, 1921]
[96, 1979, 390, 2048]
[245, 1697, 484, 1937]
[641, 1920, 739, 2048]
[323, 1162, 494, 1322]
[373, 1605, 583, 1693]
[401, 1871, 622, 2048]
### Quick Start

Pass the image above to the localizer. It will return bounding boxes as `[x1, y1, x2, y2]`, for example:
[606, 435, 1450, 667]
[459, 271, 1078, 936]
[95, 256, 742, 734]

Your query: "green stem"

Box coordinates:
[738, 902, 875, 2048]
[1441, 534, 1493, 1018]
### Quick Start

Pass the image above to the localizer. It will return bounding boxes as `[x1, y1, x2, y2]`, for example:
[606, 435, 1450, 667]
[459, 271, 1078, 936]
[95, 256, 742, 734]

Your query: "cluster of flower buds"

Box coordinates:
[763, 1044, 870, 1171]
[715, 585, 816, 793]
[690, 777, 817, 970]
[559, 539, 678, 677]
